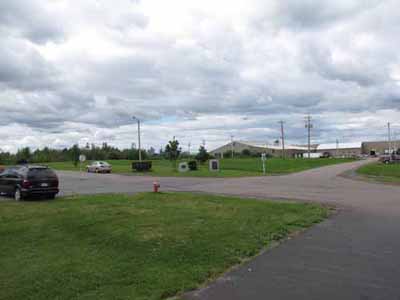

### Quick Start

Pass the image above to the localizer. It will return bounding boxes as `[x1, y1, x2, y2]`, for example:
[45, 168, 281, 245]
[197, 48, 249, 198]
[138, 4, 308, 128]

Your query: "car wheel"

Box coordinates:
[48, 194, 56, 200]
[14, 188, 22, 201]
[385, 160, 390, 164]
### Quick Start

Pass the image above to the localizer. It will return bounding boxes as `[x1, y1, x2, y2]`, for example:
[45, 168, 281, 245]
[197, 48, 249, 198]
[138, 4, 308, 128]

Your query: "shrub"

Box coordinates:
[241, 149, 251, 157]
[132, 161, 152, 172]
[188, 160, 198, 171]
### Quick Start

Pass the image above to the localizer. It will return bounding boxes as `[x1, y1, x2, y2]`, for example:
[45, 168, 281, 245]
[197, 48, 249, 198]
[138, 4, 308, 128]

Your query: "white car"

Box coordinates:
[87, 161, 112, 173]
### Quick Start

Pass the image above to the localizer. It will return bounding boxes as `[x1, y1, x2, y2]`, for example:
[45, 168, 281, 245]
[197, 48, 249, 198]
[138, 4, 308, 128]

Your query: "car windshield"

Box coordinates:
[99, 162, 109, 166]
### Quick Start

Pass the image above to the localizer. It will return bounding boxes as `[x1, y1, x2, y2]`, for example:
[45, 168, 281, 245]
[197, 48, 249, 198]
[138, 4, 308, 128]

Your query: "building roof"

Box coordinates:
[212, 141, 309, 151]
[362, 140, 400, 145]
[240, 141, 310, 151]
[211, 140, 364, 153]
[316, 142, 362, 150]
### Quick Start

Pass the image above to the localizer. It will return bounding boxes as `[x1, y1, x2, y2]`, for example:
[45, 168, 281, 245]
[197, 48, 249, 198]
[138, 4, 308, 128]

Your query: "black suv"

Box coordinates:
[0, 165, 59, 201]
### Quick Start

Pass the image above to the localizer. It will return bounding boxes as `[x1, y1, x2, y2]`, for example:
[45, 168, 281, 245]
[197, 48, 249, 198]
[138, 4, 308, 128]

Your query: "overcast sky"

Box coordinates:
[0, 0, 399, 153]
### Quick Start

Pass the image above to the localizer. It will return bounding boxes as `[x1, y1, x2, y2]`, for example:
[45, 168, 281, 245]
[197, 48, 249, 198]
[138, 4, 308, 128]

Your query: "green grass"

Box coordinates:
[357, 162, 400, 183]
[46, 157, 356, 177]
[0, 192, 329, 300]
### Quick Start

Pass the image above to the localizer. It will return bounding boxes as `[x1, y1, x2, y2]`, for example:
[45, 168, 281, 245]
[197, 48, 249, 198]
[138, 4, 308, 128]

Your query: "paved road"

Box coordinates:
[54, 160, 400, 299]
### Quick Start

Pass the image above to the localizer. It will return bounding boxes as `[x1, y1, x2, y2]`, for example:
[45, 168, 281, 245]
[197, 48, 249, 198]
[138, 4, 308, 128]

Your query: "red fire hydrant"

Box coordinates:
[153, 181, 160, 193]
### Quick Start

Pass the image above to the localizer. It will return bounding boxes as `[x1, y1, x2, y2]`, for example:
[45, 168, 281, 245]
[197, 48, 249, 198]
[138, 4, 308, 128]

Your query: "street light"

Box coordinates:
[132, 116, 142, 162]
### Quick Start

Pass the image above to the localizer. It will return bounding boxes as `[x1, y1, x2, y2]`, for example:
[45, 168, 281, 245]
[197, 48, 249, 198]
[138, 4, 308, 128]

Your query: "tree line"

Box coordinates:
[0, 143, 155, 165]
[0, 140, 212, 165]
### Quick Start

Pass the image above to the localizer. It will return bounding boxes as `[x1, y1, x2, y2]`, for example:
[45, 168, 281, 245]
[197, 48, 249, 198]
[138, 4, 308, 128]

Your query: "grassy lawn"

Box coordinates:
[357, 162, 400, 183]
[46, 157, 355, 177]
[0, 192, 328, 300]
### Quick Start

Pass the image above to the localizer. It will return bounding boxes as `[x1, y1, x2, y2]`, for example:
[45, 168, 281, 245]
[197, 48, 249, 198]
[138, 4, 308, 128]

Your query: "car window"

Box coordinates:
[6, 173, 20, 179]
[27, 168, 56, 179]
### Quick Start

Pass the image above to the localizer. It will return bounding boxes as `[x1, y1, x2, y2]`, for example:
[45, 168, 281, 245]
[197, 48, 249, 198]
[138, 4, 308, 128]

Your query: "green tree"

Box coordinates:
[195, 145, 210, 164]
[165, 139, 181, 169]
[71, 144, 80, 167]
[16, 147, 31, 163]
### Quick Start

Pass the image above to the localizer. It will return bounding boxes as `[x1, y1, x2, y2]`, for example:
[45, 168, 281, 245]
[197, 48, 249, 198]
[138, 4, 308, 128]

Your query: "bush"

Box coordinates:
[188, 160, 198, 171]
[16, 159, 29, 165]
[241, 149, 251, 157]
[132, 161, 152, 172]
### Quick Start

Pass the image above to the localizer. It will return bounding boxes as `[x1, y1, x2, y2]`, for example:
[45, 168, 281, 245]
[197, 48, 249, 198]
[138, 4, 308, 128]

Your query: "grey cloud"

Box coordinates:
[1, 0, 400, 152]
[0, 0, 65, 44]
[0, 89, 96, 129]
[257, 0, 381, 31]
[300, 39, 390, 87]
[0, 38, 60, 91]
[108, 11, 149, 31]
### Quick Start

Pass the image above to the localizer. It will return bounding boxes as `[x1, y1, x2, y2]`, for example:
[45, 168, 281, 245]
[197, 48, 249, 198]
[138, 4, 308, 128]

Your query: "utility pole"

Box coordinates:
[202, 139, 206, 148]
[278, 121, 285, 159]
[138, 119, 141, 161]
[394, 131, 398, 154]
[230, 135, 234, 159]
[132, 116, 142, 162]
[388, 122, 392, 154]
[188, 142, 191, 156]
[336, 139, 339, 158]
[305, 115, 313, 158]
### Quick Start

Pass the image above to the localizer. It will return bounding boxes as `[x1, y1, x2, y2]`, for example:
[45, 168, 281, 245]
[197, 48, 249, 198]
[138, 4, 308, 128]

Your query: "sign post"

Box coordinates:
[79, 154, 86, 179]
[261, 153, 267, 175]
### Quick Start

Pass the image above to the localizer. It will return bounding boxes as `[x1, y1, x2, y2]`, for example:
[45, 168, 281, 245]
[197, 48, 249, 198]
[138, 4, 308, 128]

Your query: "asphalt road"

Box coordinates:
[5, 159, 400, 299]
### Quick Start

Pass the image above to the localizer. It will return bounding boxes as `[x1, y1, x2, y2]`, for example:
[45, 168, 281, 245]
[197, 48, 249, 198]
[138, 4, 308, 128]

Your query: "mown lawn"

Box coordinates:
[0, 193, 329, 300]
[46, 157, 355, 177]
[357, 162, 400, 182]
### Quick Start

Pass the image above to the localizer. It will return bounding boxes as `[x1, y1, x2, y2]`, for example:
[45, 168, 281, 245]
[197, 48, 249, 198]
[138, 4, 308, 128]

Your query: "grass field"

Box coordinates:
[0, 192, 328, 300]
[46, 157, 355, 177]
[357, 162, 400, 183]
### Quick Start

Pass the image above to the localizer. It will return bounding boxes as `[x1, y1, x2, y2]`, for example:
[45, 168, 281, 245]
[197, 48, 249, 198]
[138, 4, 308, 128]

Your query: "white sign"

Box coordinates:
[79, 154, 86, 162]
[209, 159, 220, 172]
[261, 153, 266, 175]
[178, 162, 189, 172]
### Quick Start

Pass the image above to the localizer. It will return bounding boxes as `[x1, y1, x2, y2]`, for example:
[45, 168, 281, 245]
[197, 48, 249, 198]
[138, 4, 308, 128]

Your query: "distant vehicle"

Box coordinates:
[0, 165, 59, 201]
[304, 153, 323, 159]
[379, 154, 400, 164]
[87, 161, 112, 173]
